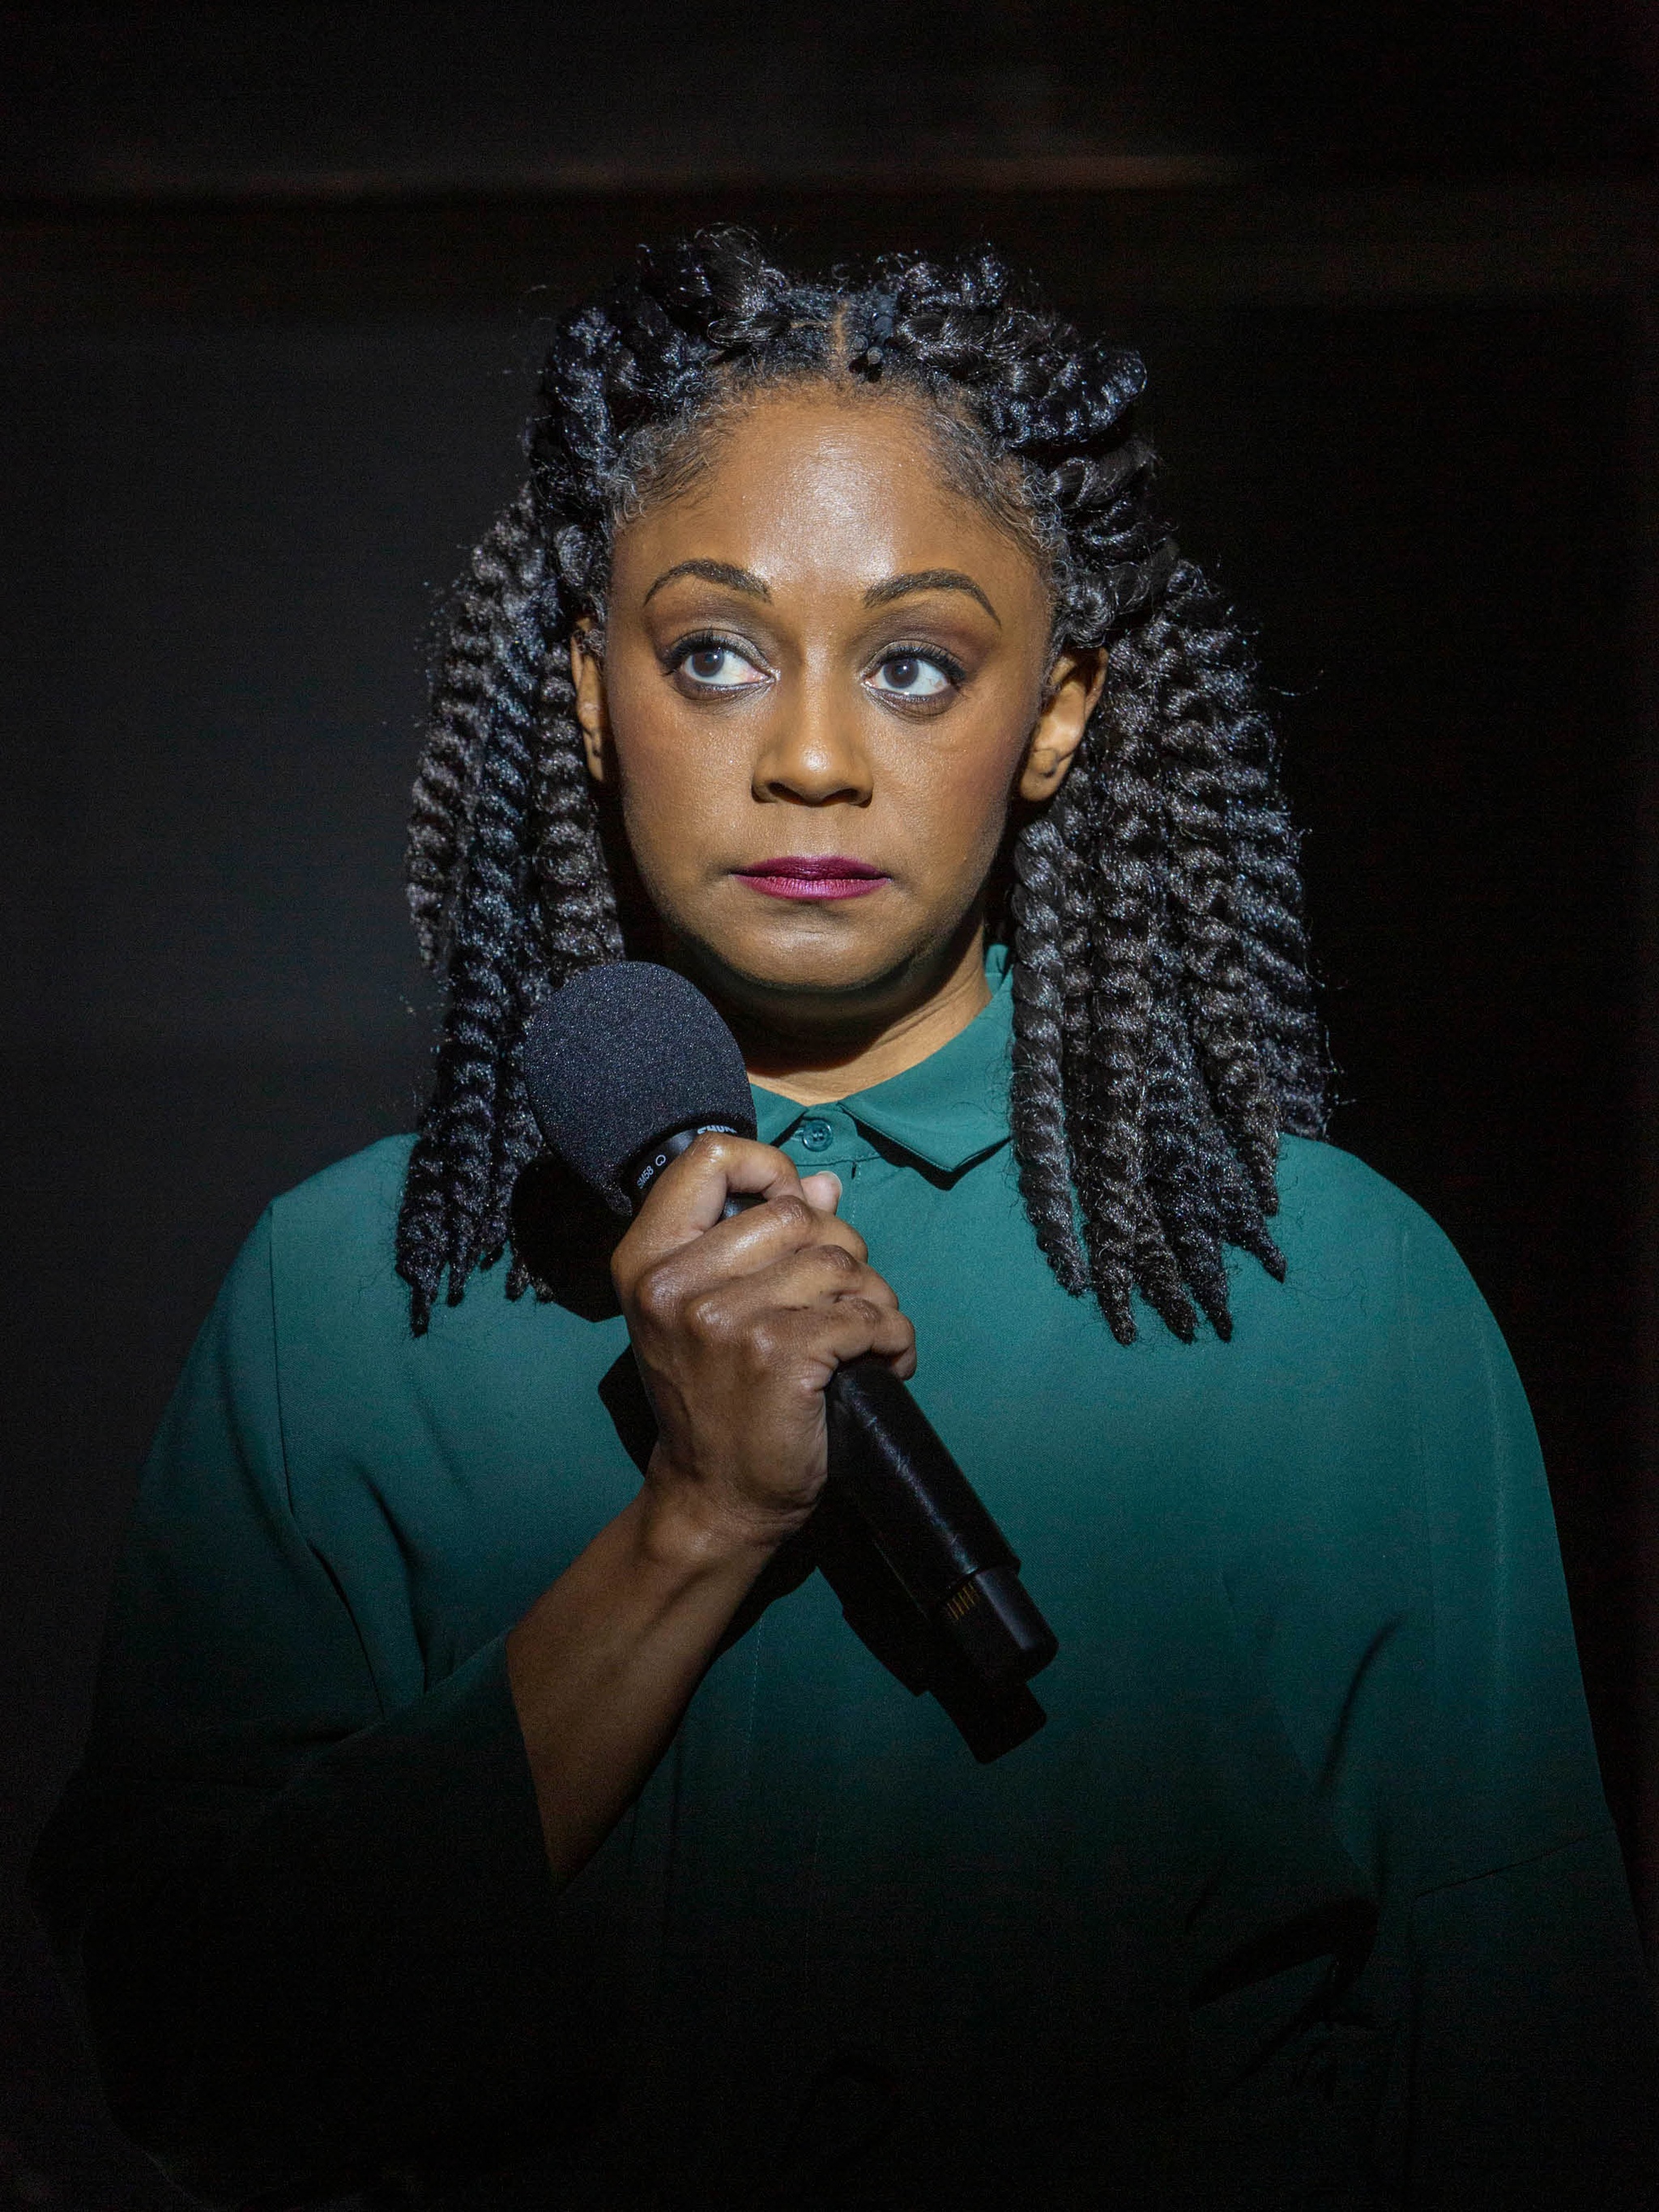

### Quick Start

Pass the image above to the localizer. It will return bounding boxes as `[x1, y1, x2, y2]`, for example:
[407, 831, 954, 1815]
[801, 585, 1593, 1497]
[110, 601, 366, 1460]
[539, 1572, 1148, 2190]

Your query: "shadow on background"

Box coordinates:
[3, 4, 1657, 2202]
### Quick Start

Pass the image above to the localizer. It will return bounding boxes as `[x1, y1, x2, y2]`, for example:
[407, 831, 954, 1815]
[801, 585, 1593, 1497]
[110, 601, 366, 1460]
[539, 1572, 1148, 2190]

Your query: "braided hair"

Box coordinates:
[398, 230, 1325, 1343]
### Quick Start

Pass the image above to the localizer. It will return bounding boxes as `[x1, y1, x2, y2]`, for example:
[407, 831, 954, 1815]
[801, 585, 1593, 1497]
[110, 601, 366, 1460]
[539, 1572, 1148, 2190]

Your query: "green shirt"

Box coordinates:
[33, 952, 1657, 2209]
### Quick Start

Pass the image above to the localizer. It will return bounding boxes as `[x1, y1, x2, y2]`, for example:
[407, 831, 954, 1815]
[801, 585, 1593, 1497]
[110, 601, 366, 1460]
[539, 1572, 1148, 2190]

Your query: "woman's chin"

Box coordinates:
[667, 911, 936, 1013]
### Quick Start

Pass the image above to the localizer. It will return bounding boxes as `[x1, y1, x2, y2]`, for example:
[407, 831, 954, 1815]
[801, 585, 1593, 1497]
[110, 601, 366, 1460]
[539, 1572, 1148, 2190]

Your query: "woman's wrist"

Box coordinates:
[635, 1445, 812, 1582]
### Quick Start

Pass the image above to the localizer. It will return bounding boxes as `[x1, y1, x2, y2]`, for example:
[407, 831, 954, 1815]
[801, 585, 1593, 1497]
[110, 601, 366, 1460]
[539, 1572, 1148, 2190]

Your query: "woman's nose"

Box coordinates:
[751, 673, 872, 807]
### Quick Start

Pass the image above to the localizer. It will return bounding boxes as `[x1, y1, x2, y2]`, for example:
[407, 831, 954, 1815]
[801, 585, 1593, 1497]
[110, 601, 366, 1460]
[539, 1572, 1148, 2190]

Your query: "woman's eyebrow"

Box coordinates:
[642, 559, 770, 606]
[864, 570, 1000, 625]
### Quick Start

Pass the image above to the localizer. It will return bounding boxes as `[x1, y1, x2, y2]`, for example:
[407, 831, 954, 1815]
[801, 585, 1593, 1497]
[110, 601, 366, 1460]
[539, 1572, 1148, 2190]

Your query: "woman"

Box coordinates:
[33, 233, 1657, 2209]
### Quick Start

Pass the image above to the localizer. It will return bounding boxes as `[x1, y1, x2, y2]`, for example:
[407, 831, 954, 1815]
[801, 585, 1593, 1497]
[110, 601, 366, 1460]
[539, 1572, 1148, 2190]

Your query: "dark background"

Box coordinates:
[5, 5, 1658, 2203]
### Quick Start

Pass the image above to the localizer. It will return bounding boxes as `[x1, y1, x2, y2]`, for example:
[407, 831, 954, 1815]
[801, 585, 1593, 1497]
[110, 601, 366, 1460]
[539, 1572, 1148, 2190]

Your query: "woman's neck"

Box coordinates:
[700, 925, 994, 1107]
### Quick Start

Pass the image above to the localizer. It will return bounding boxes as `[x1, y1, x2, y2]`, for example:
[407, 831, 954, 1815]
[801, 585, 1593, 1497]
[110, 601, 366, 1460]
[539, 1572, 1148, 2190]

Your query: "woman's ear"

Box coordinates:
[569, 626, 609, 784]
[1018, 646, 1106, 802]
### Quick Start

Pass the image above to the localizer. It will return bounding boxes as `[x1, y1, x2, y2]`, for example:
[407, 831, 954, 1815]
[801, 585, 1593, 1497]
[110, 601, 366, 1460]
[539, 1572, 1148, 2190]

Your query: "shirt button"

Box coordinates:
[798, 1118, 834, 1153]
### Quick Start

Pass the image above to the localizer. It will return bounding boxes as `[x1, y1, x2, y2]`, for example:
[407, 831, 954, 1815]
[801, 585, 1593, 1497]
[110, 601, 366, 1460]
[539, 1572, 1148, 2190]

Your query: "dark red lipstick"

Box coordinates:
[735, 855, 890, 901]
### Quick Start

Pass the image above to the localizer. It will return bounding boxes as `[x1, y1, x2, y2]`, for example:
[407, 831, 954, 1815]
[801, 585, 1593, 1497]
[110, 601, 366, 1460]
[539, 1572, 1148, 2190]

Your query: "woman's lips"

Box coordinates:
[735, 856, 891, 902]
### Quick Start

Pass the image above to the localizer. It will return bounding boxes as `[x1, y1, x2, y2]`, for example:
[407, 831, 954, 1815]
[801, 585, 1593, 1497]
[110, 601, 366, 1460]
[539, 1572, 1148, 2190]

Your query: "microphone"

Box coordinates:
[521, 961, 1059, 1690]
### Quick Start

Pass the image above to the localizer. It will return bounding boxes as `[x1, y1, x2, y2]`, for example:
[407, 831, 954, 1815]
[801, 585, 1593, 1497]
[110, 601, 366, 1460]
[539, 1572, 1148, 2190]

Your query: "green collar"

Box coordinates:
[751, 943, 1013, 1176]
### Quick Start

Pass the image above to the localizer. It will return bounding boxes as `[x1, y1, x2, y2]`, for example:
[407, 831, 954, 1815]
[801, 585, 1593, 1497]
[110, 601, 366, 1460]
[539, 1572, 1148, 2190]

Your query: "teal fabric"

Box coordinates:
[33, 950, 1658, 2209]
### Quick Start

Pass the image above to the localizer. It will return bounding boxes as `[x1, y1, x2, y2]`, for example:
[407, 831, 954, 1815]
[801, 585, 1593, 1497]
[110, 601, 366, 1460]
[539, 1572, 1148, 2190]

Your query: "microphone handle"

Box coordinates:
[824, 1360, 1058, 1689]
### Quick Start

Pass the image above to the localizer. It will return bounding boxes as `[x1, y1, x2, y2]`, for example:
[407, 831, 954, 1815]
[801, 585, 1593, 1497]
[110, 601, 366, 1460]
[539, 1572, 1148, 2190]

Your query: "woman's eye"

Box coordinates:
[675, 643, 767, 690]
[868, 653, 954, 702]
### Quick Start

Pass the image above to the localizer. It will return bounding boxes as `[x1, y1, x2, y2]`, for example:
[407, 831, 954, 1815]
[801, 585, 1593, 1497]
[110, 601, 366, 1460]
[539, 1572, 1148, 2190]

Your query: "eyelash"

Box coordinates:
[663, 631, 968, 702]
[664, 630, 766, 683]
[873, 640, 968, 699]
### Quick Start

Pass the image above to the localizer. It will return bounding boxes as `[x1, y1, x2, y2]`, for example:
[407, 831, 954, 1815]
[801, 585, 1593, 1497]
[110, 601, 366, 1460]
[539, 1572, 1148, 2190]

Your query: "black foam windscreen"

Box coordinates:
[521, 962, 757, 1212]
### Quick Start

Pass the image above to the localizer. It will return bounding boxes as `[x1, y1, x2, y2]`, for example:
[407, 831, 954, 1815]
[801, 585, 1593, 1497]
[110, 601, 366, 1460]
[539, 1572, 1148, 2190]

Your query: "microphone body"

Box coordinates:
[523, 965, 1059, 1691]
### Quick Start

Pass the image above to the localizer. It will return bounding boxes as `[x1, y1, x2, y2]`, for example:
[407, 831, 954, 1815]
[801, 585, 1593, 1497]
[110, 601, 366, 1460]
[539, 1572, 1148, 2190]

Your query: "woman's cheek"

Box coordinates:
[901, 741, 1019, 881]
[616, 733, 724, 869]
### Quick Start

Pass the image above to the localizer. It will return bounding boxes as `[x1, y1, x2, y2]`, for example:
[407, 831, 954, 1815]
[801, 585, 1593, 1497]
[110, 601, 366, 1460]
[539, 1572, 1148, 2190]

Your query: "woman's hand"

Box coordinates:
[611, 1131, 916, 1561]
[506, 1131, 913, 1886]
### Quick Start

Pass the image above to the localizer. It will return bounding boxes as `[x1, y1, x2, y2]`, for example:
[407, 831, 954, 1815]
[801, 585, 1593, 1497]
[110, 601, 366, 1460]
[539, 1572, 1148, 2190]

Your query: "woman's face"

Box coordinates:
[574, 384, 1101, 1036]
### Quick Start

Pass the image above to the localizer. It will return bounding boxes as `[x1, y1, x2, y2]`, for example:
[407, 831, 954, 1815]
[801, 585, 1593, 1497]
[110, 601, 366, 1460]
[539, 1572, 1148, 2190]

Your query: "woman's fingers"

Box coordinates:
[797, 1292, 918, 1381]
[674, 1249, 915, 1390]
[799, 1169, 842, 1213]
[616, 1142, 868, 1312]
[619, 1133, 803, 1258]
[684, 1243, 899, 1329]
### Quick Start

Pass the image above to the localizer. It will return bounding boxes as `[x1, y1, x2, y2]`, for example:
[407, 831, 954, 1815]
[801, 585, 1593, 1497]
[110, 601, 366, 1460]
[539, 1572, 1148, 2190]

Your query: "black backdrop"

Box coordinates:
[4, 6, 1657, 2202]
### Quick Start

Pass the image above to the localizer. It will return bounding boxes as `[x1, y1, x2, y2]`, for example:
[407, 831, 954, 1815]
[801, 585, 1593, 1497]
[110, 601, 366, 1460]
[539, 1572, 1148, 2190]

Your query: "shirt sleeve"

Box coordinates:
[1391, 1206, 1659, 2206]
[28, 1211, 596, 2209]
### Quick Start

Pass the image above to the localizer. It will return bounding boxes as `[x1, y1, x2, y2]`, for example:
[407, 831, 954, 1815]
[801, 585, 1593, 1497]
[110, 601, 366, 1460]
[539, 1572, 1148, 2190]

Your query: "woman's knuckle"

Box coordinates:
[633, 1265, 677, 1323]
[685, 1291, 730, 1343]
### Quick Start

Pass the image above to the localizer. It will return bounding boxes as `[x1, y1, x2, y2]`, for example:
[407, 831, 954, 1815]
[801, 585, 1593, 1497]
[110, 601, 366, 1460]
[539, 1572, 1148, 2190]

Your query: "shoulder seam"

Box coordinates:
[1397, 1208, 1439, 1900]
[258, 1203, 298, 1526]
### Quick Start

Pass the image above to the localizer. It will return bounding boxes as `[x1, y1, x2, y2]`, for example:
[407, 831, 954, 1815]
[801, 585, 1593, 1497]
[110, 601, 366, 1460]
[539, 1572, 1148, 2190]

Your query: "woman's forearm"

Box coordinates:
[503, 1467, 778, 1886]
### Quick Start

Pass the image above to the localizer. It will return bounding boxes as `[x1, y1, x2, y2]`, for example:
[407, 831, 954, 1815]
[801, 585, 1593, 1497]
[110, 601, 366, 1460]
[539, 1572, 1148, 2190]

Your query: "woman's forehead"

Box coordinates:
[611, 384, 1047, 607]
[649, 383, 966, 511]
